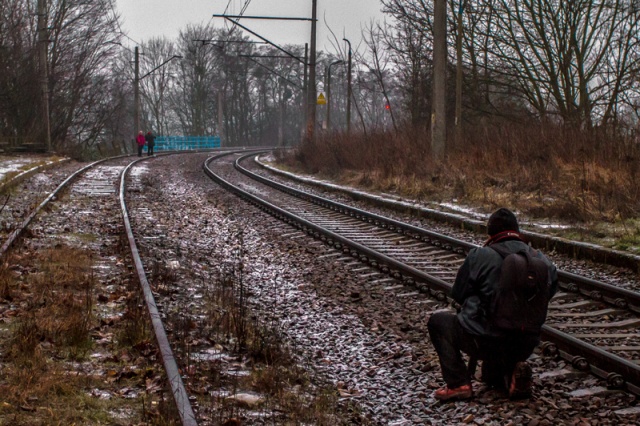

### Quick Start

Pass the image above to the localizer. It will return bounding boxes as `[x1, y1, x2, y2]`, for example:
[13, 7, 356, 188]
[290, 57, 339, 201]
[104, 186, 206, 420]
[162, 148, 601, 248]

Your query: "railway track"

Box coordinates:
[204, 150, 640, 399]
[0, 153, 198, 425]
[4, 151, 639, 424]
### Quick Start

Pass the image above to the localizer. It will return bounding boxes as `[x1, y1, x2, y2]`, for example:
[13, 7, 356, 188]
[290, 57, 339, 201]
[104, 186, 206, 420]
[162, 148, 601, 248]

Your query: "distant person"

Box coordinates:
[427, 208, 558, 401]
[136, 131, 145, 157]
[145, 131, 155, 156]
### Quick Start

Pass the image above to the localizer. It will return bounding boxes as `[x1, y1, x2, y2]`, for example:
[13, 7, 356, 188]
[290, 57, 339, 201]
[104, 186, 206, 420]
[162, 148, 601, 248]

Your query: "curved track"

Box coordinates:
[6, 150, 637, 423]
[204, 151, 640, 397]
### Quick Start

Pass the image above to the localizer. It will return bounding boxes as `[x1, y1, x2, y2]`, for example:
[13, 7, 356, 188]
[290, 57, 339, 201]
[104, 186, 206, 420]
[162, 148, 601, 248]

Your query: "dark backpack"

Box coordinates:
[488, 245, 552, 334]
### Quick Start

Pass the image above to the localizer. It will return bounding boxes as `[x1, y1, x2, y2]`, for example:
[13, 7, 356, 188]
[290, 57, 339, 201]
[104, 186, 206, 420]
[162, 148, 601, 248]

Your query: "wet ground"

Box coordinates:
[1, 152, 639, 425]
[126, 152, 639, 425]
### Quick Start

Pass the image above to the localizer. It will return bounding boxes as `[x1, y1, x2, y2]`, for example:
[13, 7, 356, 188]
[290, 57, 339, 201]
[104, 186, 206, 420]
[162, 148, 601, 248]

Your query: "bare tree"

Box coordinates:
[386, 17, 433, 130]
[0, 0, 41, 145]
[139, 37, 178, 136]
[0, 0, 124, 154]
[246, 44, 306, 145]
[482, 0, 640, 128]
[47, 0, 123, 150]
[362, 20, 398, 132]
[171, 25, 229, 138]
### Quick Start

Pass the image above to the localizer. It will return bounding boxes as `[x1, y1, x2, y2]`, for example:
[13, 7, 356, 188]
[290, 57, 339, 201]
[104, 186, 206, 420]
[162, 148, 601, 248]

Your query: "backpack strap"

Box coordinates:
[488, 244, 510, 259]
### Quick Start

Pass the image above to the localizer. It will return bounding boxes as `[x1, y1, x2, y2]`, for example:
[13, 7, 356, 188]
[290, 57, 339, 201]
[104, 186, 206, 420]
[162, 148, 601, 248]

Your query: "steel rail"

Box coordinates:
[0, 155, 129, 257]
[0, 157, 69, 192]
[234, 153, 473, 253]
[205, 151, 640, 396]
[541, 326, 640, 395]
[120, 156, 198, 426]
[205, 153, 452, 299]
[256, 155, 640, 273]
[0, 150, 222, 424]
[556, 270, 640, 313]
[235, 153, 640, 313]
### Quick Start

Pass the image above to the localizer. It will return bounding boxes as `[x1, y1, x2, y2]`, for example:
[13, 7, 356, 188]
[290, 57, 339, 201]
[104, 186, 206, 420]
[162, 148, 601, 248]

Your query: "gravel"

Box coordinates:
[124, 152, 639, 425]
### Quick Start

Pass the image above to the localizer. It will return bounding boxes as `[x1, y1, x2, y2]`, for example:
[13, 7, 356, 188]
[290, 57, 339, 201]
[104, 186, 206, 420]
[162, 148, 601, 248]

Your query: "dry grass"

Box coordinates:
[161, 227, 361, 425]
[0, 244, 167, 425]
[282, 123, 640, 247]
[0, 158, 61, 188]
[0, 263, 11, 300]
[0, 246, 97, 423]
[6, 247, 94, 361]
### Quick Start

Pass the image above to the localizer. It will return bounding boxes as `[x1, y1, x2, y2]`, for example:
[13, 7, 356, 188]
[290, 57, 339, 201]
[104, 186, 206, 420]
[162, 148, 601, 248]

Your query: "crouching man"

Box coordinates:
[427, 208, 558, 401]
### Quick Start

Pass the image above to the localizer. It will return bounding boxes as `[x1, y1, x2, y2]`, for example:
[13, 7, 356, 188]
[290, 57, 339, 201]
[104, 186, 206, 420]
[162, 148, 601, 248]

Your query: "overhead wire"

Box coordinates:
[223, 0, 233, 15]
[239, 0, 253, 15]
[107, 0, 141, 51]
[222, 0, 254, 36]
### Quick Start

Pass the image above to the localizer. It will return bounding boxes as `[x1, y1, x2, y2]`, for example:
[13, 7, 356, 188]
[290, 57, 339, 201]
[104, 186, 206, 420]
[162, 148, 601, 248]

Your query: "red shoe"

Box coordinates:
[434, 384, 473, 401]
[509, 362, 533, 400]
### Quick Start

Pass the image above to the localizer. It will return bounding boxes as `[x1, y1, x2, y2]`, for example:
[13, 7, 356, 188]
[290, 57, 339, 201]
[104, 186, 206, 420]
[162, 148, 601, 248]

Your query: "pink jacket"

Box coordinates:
[136, 134, 146, 146]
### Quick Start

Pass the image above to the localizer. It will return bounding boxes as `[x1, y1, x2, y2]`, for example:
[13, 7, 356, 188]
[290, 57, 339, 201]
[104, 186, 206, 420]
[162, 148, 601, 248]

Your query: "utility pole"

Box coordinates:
[303, 43, 308, 143]
[327, 60, 343, 131]
[37, 0, 51, 152]
[279, 86, 284, 147]
[134, 46, 140, 140]
[455, 1, 464, 147]
[306, 0, 318, 143]
[343, 38, 352, 135]
[134, 52, 181, 145]
[432, 0, 447, 159]
[212, 15, 312, 145]
[218, 90, 224, 147]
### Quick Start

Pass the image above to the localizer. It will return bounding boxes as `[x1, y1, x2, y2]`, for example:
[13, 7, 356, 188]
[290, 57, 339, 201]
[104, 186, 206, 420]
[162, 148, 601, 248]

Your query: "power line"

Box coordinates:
[106, 0, 141, 49]
[223, 0, 254, 35]
[240, 0, 253, 16]
[223, 0, 233, 15]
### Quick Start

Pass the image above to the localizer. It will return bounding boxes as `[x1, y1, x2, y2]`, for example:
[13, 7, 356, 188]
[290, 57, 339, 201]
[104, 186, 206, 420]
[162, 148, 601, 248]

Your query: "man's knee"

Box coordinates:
[427, 311, 457, 335]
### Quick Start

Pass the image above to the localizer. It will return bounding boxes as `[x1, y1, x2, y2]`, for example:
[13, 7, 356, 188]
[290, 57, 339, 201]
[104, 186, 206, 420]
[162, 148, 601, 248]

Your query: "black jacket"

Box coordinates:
[453, 238, 558, 337]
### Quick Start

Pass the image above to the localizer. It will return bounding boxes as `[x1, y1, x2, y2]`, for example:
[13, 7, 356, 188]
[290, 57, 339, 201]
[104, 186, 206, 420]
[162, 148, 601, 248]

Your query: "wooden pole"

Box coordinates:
[134, 46, 140, 140]
[344, 38, 352, 135]
[306, 0, 318, 143]
[432, 0, 447, 158]
[455, 1, 464, 147]
[37, 0, 51, 152]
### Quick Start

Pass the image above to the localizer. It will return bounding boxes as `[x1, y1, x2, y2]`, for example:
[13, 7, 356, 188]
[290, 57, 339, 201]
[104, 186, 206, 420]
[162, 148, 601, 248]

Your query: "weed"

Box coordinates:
[0, 243, 155, 424]
[24, 247, 95, 359]
[140, 174, 158, 190]
[116, 279, 149, 348]
[177, 226, 349, 423]
[0, 262, 12, 300]
[7, 312, 44, 366]
[285, 123, 640, 242]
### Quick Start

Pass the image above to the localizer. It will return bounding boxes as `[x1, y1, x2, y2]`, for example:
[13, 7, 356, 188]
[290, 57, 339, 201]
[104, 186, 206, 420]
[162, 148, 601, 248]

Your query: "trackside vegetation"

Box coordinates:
[282, 124, 640, 253]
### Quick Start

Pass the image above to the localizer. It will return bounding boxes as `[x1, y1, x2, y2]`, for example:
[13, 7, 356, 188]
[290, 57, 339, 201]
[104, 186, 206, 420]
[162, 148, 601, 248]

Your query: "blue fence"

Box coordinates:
[154, 136, 221, 151]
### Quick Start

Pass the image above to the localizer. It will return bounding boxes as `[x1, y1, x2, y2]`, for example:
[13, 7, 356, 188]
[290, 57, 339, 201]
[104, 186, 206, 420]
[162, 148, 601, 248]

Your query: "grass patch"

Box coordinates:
[161, 227, 363, 425]
[6, 247, 94, 361]
[69, 233, 99, 243]
[282, 123, 640, 246]
[1, 170, 20, 184]
[0, 243, 165, 425]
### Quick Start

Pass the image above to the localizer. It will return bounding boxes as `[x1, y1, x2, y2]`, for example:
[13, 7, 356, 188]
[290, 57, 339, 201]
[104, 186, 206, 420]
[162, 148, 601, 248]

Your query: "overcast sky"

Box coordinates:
[115, 0, 387, 53]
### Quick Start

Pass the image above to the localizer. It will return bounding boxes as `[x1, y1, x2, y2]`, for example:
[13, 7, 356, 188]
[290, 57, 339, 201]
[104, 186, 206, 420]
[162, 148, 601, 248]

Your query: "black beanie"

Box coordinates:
[487, 208, 519, 236]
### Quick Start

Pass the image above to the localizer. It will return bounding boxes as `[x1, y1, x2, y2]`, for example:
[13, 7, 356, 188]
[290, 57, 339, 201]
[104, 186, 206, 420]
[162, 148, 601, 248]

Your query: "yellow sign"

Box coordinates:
[317, 93, 327, 105]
